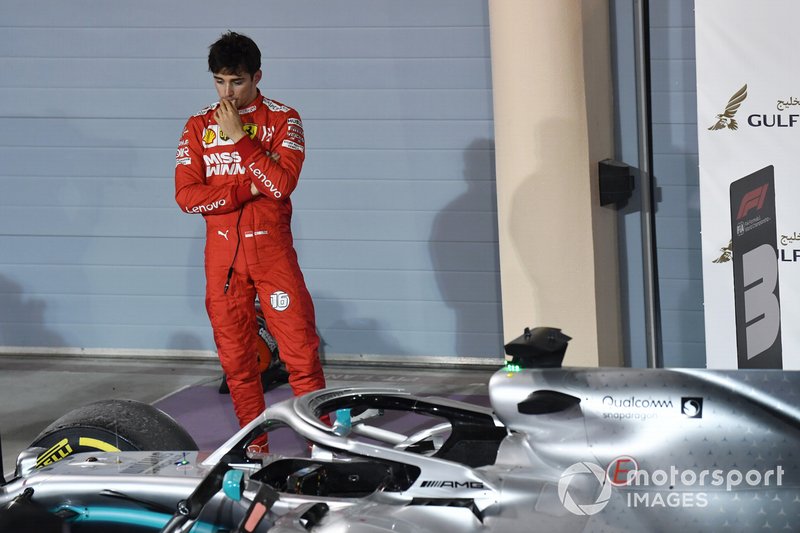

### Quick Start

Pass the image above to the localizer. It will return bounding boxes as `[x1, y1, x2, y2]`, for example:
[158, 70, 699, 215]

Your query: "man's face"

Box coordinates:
[212, 69, 262, 109]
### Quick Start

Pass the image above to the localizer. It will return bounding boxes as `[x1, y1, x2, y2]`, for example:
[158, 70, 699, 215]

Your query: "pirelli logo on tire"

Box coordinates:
[36, 436, 122, 468]
[36, 438, 73, 467]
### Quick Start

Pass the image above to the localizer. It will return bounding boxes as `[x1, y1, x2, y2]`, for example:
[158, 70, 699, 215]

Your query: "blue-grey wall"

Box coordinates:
[649, 1, 703, 367]
[0, 0, 706, 367]
[610, 0, 703, 368]
[0, 1, 501, 358]
[610, 0, 647, 367]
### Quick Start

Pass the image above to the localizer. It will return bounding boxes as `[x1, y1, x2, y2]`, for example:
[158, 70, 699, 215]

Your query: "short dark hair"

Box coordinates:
[208, 31, 261, 76]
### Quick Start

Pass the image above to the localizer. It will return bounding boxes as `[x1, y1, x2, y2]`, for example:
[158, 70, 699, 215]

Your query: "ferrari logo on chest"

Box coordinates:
[243, 123, 258, 139]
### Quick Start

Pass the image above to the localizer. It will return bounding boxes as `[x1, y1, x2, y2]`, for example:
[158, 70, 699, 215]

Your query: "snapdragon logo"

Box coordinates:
[559, 456, 786, 515]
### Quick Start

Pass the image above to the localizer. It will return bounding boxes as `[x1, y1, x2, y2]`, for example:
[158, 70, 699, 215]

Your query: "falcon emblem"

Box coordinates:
[708, 84, 748, 131]
[712, 240, 733, 263]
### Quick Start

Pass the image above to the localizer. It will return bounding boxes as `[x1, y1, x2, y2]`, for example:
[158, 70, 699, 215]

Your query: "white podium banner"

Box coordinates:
[696, 0, 800, 369]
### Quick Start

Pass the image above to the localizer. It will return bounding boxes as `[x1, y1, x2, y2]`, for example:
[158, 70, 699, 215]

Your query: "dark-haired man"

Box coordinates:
[175, 32, 325, 453]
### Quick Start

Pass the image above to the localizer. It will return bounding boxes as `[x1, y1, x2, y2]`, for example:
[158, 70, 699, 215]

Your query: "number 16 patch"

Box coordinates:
[270, 291, 290, 312]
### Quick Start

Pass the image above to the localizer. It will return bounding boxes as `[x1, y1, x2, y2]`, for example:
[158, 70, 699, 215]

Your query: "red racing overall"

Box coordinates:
[175, 92, 325, 429]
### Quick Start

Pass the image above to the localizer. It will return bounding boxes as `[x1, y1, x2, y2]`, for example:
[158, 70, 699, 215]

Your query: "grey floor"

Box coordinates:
[0, 355, 497, 478]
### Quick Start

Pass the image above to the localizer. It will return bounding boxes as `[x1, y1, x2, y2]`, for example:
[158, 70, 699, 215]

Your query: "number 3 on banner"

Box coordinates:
[742, 244, 781, 360]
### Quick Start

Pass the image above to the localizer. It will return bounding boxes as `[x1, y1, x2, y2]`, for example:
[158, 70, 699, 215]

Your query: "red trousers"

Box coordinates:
[205, 248, 326, 428]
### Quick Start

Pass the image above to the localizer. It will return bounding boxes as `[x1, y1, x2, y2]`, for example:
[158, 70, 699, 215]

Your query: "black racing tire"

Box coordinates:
[30, 399, 198, 468]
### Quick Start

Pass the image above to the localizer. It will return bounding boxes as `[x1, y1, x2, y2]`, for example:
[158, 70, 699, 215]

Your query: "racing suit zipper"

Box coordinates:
[223, 208, 244, 294]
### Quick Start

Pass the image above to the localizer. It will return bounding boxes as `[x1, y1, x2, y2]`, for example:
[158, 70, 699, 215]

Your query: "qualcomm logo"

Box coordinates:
[557, 462, 612, 516]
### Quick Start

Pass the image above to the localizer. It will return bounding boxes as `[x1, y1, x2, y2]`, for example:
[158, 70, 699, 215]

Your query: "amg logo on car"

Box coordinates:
[420, 480, 485, 489]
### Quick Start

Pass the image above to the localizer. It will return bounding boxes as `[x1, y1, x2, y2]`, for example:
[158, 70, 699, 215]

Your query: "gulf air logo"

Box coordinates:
[737, 184, 769, 220]
[712, 240, 733, 264]
[709, 84, 748, 131]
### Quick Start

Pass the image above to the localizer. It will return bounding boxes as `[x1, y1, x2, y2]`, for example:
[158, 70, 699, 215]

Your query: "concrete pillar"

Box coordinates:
[488, 0, 622, 366]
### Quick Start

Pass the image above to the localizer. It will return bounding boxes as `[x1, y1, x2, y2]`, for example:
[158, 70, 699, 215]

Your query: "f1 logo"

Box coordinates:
[736, 184, 769, 220]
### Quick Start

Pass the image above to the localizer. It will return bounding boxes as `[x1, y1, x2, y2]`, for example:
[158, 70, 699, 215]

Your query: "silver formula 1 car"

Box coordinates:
[1, 327, 799, 532]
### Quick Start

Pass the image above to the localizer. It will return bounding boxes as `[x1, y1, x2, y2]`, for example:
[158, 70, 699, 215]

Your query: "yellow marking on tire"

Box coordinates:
[36, 438, 73, 467]
[78, 437, 120, 452]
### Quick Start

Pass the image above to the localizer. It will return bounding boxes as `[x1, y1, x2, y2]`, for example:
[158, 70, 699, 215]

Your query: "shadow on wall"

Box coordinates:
[506, 119, 584, 332]
[166, 331, 209, 352]
[182, 221, 208, 340]
[429, 138, 503, 357]
[314, 291, 407, 357]
[0, 274, 65, 347]
[9, 111, 147, 351]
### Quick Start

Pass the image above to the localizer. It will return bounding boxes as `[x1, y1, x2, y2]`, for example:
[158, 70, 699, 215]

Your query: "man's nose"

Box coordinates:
[225, 84, 235, 97]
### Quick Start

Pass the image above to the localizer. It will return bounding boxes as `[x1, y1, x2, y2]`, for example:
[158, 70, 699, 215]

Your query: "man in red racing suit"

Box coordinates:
[175, 32, 326, 445]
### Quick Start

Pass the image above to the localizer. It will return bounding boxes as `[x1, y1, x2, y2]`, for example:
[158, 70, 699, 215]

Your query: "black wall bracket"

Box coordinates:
[598, 159, 635, 209]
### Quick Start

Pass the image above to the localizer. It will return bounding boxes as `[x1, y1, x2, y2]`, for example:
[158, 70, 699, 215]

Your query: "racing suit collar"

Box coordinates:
[237, 91, 263, 115]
